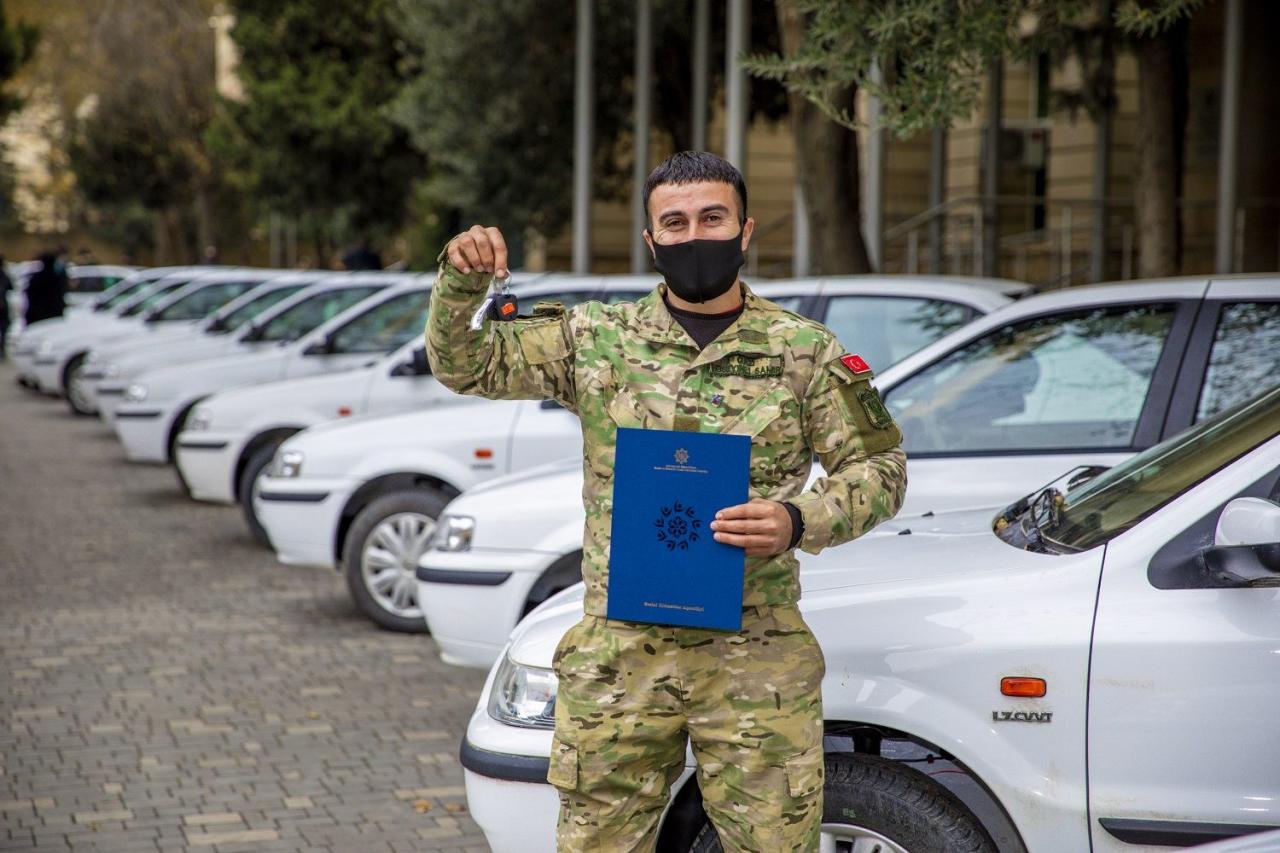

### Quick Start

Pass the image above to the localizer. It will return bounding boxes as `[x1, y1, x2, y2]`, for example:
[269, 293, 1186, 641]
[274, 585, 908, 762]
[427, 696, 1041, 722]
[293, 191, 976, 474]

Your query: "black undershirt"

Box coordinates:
[663, 295, 805, 550]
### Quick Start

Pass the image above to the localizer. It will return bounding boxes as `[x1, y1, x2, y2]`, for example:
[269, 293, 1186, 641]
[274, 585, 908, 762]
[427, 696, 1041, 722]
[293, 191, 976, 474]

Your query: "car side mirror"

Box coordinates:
[391, 347, 430, 377]
[1202, 498, 1280, 586]
[540, 399, 564, 410]
[302, 336, 332, 356]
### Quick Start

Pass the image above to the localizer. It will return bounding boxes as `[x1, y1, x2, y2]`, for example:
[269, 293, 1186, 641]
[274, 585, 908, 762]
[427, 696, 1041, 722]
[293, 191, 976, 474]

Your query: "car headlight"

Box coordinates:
[431, 515, 475, 552]
[35, 339, 56, 357]
[487, 653, 558, 729]
[268, 449, 305, 478]
[186, 405, 213, 432]
[124, 383, 148, 403]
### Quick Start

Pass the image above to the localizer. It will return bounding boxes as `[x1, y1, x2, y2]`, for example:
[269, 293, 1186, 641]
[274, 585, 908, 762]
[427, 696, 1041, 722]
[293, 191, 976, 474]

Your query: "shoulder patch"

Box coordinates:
[531, 300, 566, 317]
[840, 353, 872, 375]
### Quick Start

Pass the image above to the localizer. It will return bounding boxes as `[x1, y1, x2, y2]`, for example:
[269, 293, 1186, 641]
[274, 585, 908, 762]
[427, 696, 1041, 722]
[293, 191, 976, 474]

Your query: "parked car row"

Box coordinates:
[10, 265, 1279, 852]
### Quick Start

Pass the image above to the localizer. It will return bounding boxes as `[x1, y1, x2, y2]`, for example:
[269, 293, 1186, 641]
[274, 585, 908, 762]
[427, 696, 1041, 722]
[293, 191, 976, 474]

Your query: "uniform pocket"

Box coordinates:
[547, 738, 579, 791]
[517, 318, 571, 365]
[784, 745, 824, 799]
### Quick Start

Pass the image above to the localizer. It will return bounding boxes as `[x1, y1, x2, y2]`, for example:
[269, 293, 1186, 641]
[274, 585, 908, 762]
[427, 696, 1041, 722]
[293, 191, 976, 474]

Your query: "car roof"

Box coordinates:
[763, 275, 1028, 312]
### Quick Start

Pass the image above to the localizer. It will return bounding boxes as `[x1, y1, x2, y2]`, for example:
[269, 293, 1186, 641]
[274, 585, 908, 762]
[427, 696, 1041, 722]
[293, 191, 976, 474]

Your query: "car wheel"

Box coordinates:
[64, 353, 96, 416]
[342, 489, 448, 633]
[238, 443, 280, 547]
[688, 754, 995, 853]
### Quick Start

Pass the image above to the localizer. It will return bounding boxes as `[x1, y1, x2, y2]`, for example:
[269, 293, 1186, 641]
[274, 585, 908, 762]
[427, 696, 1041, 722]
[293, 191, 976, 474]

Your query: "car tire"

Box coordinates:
[342, 489, 448, 633]
[687, 754, 996, 853]
[238, 444, 280, 547]
[64, 353, 95, 416]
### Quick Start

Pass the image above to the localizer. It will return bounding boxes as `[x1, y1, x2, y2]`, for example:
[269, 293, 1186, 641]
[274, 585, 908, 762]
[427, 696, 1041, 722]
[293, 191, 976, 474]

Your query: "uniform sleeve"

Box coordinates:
[787, 344, 908, 555]
[425, 251, 577, 412]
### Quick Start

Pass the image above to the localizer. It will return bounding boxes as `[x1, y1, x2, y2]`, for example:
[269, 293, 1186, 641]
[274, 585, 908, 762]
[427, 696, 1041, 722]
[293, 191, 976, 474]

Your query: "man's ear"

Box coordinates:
[740, 217, 755, 252]
[643, 229, 656, 258]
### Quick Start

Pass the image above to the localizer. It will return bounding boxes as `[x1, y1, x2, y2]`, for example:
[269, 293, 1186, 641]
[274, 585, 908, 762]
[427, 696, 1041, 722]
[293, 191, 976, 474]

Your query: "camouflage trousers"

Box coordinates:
[548, 605, 825, 852]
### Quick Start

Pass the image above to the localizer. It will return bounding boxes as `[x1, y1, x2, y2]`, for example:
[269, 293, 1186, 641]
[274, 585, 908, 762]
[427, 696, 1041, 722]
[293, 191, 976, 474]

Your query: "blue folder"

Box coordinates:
[607, 427, 750, 630]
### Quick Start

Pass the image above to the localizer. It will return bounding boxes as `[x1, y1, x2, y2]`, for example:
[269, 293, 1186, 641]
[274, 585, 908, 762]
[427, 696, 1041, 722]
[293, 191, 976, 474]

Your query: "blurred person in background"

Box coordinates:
[24, 249, 68, 325]
[341, 237, 382, 270]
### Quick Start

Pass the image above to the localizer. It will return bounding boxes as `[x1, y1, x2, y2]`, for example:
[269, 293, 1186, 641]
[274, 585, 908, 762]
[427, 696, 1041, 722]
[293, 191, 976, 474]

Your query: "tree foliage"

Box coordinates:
[208, 0, 422, 248]
[0, 0, 37, 124]
[745, 0, 1199, 138]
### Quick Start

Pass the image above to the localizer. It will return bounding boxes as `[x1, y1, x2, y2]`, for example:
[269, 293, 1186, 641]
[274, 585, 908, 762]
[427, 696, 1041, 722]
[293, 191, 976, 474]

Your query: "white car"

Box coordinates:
[10, 267, 201, 388]
[173, 275, 634, 534]
[82, 271, 332, 420]
[417, 275, 1280, 669]
[22, 268, 251, 397]
[252, 275, 1032, 633]
[460, 384, 1280, 853]
[248, 275, 1016, 632]
[110, 273, 422, 466]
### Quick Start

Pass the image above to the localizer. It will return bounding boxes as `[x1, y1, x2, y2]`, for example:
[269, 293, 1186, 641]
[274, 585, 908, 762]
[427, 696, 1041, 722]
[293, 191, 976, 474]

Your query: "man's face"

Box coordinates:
[644, 181, 755, 252]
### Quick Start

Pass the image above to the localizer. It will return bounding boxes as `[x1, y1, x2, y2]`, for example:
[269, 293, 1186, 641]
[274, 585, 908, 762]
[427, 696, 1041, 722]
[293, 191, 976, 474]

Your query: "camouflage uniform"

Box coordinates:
[427, 257, 907, 852]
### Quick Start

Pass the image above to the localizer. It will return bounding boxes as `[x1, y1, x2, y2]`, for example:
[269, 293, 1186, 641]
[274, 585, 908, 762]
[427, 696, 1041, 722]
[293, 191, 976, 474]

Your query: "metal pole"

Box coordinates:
[793, 183, 811, 276]
[929, 127, 946, 274]
[1091, 111, 1111, 283]
[983, 60, 1003, 277]
[631, 0, 653, 273]
[1214, 0, 1242, 273]
[724, 0, 748, 170]
[691, 0, 709, 151]
[572, 0, 594, 274]
[1061, 205, 1073, 285]
[863, 61, 885, 272]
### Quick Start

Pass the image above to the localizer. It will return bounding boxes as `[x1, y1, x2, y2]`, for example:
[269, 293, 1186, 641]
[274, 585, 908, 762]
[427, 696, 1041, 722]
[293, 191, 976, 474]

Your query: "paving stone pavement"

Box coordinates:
[0, 362, 494, 852]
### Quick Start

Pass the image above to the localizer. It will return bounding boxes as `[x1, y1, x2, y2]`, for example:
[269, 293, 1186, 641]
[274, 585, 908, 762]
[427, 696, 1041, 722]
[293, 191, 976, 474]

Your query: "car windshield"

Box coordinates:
[328, 289, 431, 354]
[119, 281, 191, 317]
[95, 279, 151, 311]
[149, 280, 259, 322]
[1039, 385, 1280, 552]
[254, 285, 383, 343]
[211, 284, 307, 333]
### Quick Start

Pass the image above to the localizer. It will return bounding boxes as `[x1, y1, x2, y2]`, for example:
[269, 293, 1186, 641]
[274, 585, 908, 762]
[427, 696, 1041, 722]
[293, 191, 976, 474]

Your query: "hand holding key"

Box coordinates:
[447, 225, 509, 278]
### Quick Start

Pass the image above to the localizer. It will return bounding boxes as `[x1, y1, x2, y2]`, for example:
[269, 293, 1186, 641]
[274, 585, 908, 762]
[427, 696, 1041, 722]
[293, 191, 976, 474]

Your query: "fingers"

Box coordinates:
[711, 516, 776, 535]
[711, 530, 783, 557]
[715, 500, 773, 521]
[446, 225, 507, 275]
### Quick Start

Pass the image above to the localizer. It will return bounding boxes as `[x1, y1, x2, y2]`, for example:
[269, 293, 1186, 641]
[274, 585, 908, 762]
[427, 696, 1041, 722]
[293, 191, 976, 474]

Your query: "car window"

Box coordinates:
[212, 285, 308, 333]
[822, 296, 974, 371]
[96, 280, 150, 311]
[1196, 301, 1280, 422]
[883, 303, 1177, 454]
[150, 281, 257, 322]
[767, 294, 809, 315]
[256, 286, 383, 343]
[330, 290, 432, 354]
[69, 275, 116, 294]
[119, 281, 191, 317]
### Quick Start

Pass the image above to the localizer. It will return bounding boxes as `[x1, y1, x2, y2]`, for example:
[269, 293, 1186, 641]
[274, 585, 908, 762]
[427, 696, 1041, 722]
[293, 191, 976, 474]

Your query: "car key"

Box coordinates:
[469, 273, 519, 330]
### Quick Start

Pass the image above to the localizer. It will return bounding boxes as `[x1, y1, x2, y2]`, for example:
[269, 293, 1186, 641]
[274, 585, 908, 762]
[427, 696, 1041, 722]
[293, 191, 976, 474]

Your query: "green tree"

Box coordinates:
[208, 0, 422, 265]
[0, 0, 38, 230]
[65, 0, 220, 262]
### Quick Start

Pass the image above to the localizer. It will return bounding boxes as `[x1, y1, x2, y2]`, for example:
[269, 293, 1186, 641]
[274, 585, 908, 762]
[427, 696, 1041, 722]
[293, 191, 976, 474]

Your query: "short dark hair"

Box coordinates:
[643, 151, 747, 228]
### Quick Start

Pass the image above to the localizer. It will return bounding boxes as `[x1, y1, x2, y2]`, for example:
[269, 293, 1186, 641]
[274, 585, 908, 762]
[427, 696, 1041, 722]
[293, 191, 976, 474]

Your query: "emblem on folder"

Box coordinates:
[674, 448, 690, 465]
[654, 502, 702, 551]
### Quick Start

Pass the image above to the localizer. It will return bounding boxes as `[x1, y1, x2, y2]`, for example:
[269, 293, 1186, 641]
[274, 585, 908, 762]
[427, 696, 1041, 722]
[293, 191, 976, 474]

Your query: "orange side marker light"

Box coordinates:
[1001, 677, 1047, 698]
[474, 448, 494, 459]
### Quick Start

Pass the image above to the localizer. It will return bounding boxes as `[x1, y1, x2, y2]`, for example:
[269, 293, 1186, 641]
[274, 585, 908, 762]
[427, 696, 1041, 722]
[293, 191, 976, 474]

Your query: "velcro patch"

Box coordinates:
[840, 353, 871, 375]
[709, 354, 783, 378]
[738, 328, 770, 345]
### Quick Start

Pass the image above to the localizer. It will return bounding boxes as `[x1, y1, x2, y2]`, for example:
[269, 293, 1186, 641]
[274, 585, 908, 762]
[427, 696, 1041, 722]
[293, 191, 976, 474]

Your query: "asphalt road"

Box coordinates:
[0, 361, 493, 852]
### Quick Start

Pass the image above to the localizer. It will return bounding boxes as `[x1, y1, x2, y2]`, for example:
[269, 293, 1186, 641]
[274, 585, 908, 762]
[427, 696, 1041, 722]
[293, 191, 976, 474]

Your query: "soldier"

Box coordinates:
[427, 151, 907, 852]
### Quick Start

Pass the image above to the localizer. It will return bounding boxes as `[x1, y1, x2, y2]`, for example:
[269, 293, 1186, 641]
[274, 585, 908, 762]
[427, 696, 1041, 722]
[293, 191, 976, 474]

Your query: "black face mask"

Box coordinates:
[649, 232, 746, 303]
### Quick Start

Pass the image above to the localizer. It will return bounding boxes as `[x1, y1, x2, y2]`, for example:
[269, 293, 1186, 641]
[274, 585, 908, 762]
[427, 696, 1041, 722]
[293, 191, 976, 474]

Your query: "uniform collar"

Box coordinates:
[634, 281, 780, 365]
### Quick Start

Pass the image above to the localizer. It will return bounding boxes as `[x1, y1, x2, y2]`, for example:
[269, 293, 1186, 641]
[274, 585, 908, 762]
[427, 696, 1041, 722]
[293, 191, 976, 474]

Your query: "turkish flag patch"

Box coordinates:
[840, 353, 872, 375]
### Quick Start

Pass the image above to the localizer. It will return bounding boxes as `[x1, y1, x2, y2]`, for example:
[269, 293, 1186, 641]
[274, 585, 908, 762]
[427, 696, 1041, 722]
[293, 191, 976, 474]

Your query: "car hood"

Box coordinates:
[283, 398, 525, 457]
[507, 503, 1034, 669]
[134, 347, 290, 399]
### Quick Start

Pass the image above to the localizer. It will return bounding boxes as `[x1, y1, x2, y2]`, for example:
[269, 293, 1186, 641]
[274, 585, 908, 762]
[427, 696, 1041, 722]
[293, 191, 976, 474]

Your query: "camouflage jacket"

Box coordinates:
[426, 260, 908, 618]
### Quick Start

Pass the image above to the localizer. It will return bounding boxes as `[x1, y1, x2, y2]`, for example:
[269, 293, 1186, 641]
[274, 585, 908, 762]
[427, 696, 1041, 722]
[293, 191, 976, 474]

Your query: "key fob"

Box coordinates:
[488, 292, 519, 321]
